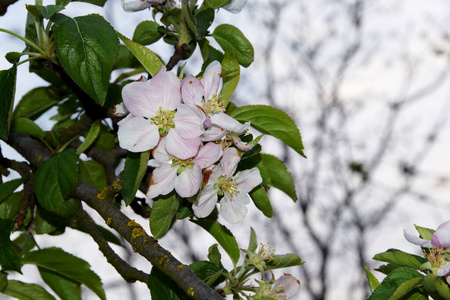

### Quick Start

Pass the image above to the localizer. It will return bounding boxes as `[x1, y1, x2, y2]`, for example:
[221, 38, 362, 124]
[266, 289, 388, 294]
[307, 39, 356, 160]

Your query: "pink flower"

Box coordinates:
[147, 139, 223, 199]
[404, 220, 450, 249]
[117, 66, 204, 159]
[192, 147, 262, 224]
[270, 274, 301, 300]
[181, 61, 248, 140]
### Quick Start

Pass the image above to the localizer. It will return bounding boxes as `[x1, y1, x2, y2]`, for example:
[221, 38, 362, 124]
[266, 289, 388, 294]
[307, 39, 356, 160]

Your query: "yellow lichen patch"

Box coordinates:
[97, 188, 107, 200]
[112, 179, 122, 190]
[127, 220, 141, 227]
[177, 264, 184, 269]
[160, 255, 168, 265]
[106, 217, 112, 226]
[132, 227, 146, 239]
[187, 287, 194, 297]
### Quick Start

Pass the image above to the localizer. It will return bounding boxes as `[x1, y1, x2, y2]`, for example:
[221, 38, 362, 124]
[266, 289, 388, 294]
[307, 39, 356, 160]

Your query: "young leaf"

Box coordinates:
[75, 119, 101, 155]
[208, 244, 223, 269]
[249, 185, 273, 218]
[10, 118, 46, 140]
[150, 195, 179, 239]
[414, 224, 434, 240]
[39, 267, 81, 300]
[258, 154, 297, 202]
[122, 150, 150, 205]
[201, 0, 231, 10]
[79, 160, 107, 190]
[0, 219, 22, 272]
[2, 280, 56, 300]
[72, 0, 107, 6]
[33, 149, 80, 217]
[191, 219, 240, 265]
[0, 65, 17, 140]
[26, 4, 65, 19]
[52, 13, 119, 106]
[212, 24, 254, 67]
[389, 277, 424, 300]
[196, 8, 214, 39]
[227, 104, 305, 157]
[0, 177, 28, 205]
[423, 274, 450, 299]
[133, 21, 163, 45]
[221, 52, 240, 107]
[266, 254, 303, 270]
[365, 267, 380, 293]
[118, 32, 164, 76]
[189, 261, 220, 282]
[373, 249, 426, 270]
[368, 268, 423, 300]
[22, 247, 105, 300]
[247, 227, 258, 254]
[147, 267, 182, 300]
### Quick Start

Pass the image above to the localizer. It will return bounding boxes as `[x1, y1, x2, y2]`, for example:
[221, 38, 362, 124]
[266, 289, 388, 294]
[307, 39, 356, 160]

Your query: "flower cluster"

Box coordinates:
[404, 220, 450, 282]
[116, 62, 262, 223]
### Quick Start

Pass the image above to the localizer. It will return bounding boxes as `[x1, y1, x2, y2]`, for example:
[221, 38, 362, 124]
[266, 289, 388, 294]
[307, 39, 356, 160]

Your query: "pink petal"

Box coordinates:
[146, 164, 178, 199]
[181, 75, 204, 106]
[121, 0, 152, 12]
[202, 61, 222, 101]
[403, 230, 433, 248]
[210, 112, 248, 133]
[193, 142, 223, 169]
[122, 81, 159, 118]
[117, 115, 159, 152]
[220, 196, 248, 224]
[432, 220, 450, 248]
[148, 66, 181, 111]
[220, 147, 240, 176]
[163, 131, 201, 159]
[193, 184, 218, 218]
[201, 125, 227, 142]
[152, 139, 171, 163]
[173, 104, 205, 139]
[234, 168, 262, 193]
[273, 275, 301, 299]
[113, 102, 129, 116]
[175, 165, 202, 198]
[232, 135, 253, 151]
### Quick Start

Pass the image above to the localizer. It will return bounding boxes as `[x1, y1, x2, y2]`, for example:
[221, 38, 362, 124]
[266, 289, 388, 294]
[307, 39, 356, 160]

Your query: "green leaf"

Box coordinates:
[73, 0, 107, 6]
[0, 192, 22, 219]
[39, 267, 81, 300]
[122, 151, 150, 206]
[221, 52, 240, 107]
[191, 219, 240, 265]
[133, 21, 163, 45]
[118, 32, 164, 76]
[424, 274, 450, 299]
[207, 244, 222, 269]
[0, 272, 6, 291]
[2, 280, 55, 300]
[247, 227, 258, 254]
[0, 65, 17, 140]
[26, 4, 64, 19]
[0, 219, 21, 272]
[195, 8, 214, 39]
[227, 104, 305, 157]
[189, 261, 220, 282]
[390, 277, 424, 300]
[414, 225, 434, 240]
[199, 39, 224, 70]
[34, 149, 80, 217]
[0, 177, 28, 205]
[150, 195, 179, 239]
[201, 0, 231, 10]
[365, 267, 380, 293]
[266, 254, 303, 270]
[52, 14, 119, 106]
[75, 120, 101, 155]
[147, 267, 182, 300]
[79, 160, 107, 190]
[93, 125, 116, 152]
[35, 207, 66, 235]
[249, 185, 273, 218]
[13, 232, 36, 257]
[5, 52, 22, 64]
[258, 154, 297, 201]
[368, 268, 423, 300]
[10, 118, 45, 140]
[212, 24, 254, 67]
[373, 249, 427, 270]
[22, 247, 105, 300]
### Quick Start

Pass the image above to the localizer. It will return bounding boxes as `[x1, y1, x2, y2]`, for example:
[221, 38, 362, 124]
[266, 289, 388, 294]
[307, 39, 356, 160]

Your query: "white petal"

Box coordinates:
[122, 81, 159, 118]
[173, 104, 205, 139]
[153, 139, 171, 163]
[193, 184, 218, 218]
[193, 142, 223, 169]
[181, 75, 204, 106]
[437, 262, 450, 276]
[175, 165, 202, 198]
[432, 220, 450, 248]
[220, 147, 240, 176]
[210, 112, 248, 133]
[231, 135, 253, 151]
[146, 164, 178, 199]
[202, 61, 222, 101]
[403, 230, 433, 248]
[223, 0, 247, 13]
[234, 168, 262, 193]
[163, 131, 201, 159]
[121, 0, 152, 12]
[148, 66, 181, 110]
[273, 275, 301, 299]
[220, 196, 248, 224]
[113, 102, 129, 116]
[117, 115, 159, 152]
[201, 125, 227, 142]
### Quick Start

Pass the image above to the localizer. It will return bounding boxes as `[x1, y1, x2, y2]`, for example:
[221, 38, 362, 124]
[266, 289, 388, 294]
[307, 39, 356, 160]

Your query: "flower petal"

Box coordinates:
[432, 220, 450, 248]
[181, 74, 204, 106]
[202, 61, 222, 101]
[117, 115, 159, 152]
[220, 196, 248, 224]
[146, 164, 178, 199]
[220, 147, 241, 176]
[176, 165, 202, 198]
[234, 168, 262, 193]
[437, 262, 450, 276]
[173, 104, 205, 139]
[223, 0, 247, 13]
[273, 275, 301, 299]
[122, 81, 159, 118]
[164, 131, 201, 159]
[403, 230, 433, 248]
[210, 112, 248, 133]
[152, 138, 171, 163]
[193, 142, 223, 169]
[113, 102, 129, 116]
[121, 0, 153, 12]
[148, 66, 181, 110]
[193, 184, 218, 218]
[232, 134, 253, 151]
[201, 125, 227, 142]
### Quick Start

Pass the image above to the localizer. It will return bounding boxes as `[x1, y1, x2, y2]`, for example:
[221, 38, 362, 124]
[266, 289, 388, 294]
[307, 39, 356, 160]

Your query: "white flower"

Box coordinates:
[223, 0, 247, 13]
[121, 0, 163, 12]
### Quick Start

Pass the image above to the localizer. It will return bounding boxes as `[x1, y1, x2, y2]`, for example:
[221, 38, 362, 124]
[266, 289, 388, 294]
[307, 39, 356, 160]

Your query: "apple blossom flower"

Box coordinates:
[404, 220, 450, 279]
[268, 274, 301, 300]
[223, 0, 248, 13]
[147, 139, 223, 199]
[121, 0, 163, 12]
[117, 66, 204, 159]
[181, 61, 248, 137]
[192, 147, 262, 223]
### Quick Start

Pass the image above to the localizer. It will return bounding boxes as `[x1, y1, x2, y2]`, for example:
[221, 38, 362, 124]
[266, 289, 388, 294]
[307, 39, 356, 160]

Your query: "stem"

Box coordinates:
[0, 28, 47, 57]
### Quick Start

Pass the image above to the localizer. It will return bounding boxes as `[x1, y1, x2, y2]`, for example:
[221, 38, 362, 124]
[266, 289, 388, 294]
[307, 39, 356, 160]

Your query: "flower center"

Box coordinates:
[151, 107, 176, 135]
[215, 175, 239, 199]
[203, 93, 224, 115]
[172, 157, 194, 174]
[424, 246, 450, 268]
